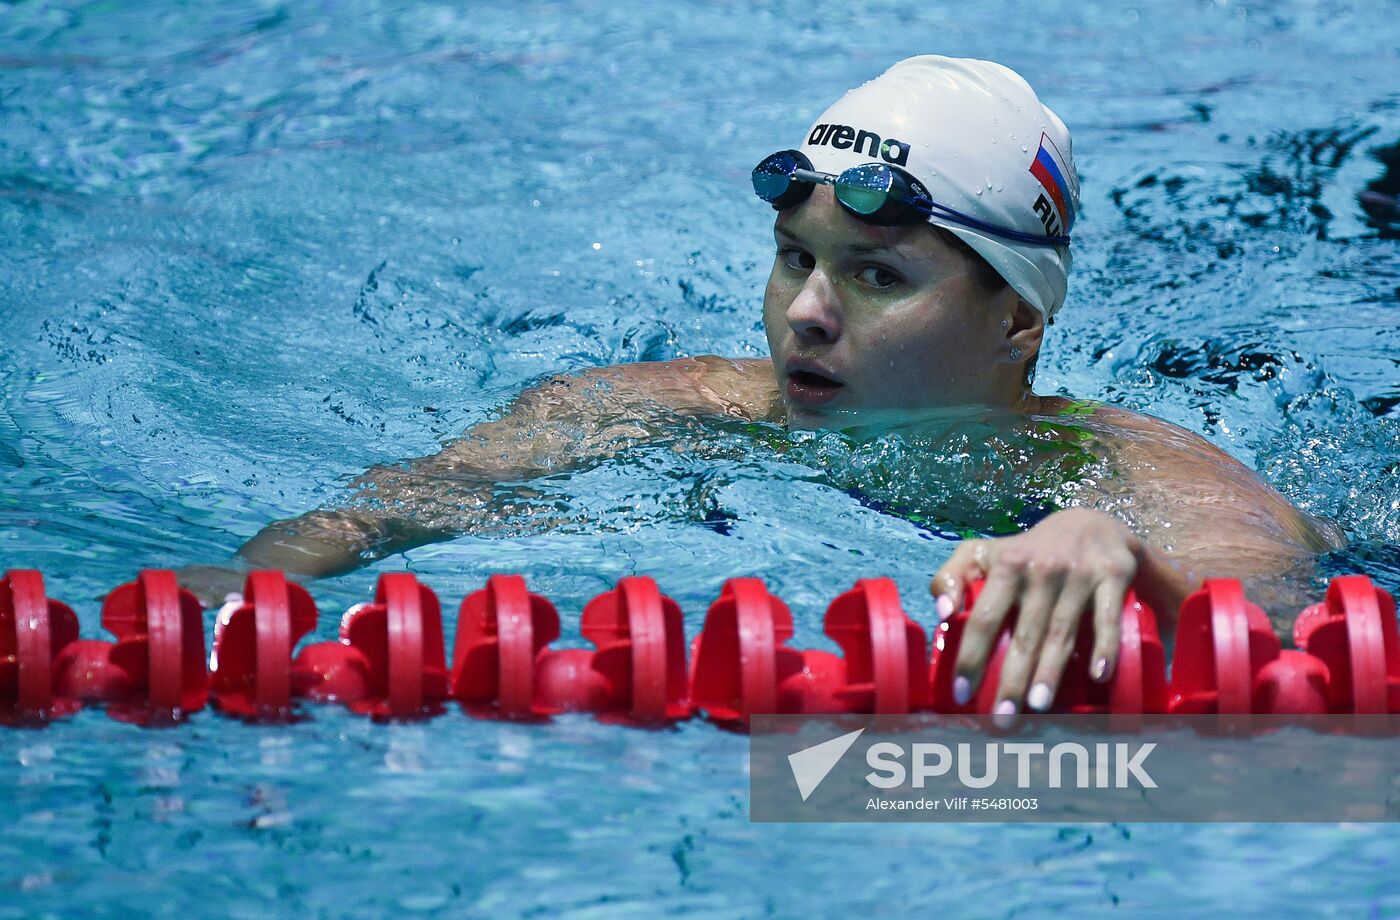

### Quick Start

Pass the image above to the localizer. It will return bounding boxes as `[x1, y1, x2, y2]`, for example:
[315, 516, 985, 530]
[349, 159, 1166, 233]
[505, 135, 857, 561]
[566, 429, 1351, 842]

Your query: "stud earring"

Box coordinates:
[1009, 346, 1023, 361]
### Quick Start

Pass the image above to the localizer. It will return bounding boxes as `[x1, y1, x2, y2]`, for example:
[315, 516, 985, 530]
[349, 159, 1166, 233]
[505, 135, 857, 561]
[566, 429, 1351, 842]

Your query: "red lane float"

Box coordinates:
[690, 578, 800, 722]
[532, 576, 690, 724]
[929, 580, 1167, 714]
[450, 574, 562, 720]
[58, 570, 208, 724]
[1292, 574, 1400, 714]
[294, 573, 450, 719]
[689, 577, 930, 724]
[824, 578, 931, 714]
[0, 570, 81, 723]
[1168, 579, 1288, 714]
[210, 570, 318, 719]
[1166, 578, 1338, 715]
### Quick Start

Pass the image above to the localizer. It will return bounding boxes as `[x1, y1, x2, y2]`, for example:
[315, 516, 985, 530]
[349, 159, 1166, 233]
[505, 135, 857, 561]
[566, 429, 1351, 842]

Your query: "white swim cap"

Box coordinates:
[797, 55, 1079, 318]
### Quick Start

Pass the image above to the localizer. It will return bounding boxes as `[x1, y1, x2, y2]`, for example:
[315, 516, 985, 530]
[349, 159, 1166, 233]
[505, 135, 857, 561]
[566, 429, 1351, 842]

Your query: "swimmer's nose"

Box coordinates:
[786, 271, 841, 345]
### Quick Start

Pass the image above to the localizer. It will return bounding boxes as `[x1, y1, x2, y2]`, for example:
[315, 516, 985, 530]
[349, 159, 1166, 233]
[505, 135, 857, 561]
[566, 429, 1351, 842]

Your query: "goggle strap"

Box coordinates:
[916, 198, 1071, 248]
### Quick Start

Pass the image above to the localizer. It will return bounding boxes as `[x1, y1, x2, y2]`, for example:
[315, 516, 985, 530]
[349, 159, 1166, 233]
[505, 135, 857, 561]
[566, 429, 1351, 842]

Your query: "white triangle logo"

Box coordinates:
[787, 728, 866, 802]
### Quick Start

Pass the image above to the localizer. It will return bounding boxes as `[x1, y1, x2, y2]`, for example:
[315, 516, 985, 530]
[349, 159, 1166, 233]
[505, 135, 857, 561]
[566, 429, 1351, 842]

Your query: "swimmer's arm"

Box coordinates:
[181, 358, 778, 600]
[241, 368, 679, 576]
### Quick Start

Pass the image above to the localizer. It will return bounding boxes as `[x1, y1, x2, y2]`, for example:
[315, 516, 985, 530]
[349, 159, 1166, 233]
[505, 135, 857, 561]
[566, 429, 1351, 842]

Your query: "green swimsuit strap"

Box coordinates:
[1056, 399, 1101, 418]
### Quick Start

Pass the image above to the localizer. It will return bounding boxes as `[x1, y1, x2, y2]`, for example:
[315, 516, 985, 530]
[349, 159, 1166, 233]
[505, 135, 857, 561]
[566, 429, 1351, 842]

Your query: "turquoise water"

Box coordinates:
[3, 0, 1399, 916]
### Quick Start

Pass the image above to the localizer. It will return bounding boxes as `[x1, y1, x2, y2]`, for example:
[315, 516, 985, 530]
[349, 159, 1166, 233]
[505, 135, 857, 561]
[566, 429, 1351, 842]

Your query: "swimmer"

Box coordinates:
[180, 56, 1343, 721]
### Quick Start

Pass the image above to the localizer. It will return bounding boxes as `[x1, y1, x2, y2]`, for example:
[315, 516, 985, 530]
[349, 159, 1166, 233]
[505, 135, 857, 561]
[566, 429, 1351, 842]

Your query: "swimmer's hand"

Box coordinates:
[177, 530, 369, 607]
[930, 507, 1190, 723]
[175, 563, 251, 609]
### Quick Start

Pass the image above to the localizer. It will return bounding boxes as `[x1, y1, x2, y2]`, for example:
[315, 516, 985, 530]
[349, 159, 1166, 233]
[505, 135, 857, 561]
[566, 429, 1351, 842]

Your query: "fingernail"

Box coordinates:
[993, 699, 1018, 729]
[1091, 657, 1115, 683]
[953, 676, 972, 706]
[936, 594, 954, 621]
[1027, 682, 1052, 712]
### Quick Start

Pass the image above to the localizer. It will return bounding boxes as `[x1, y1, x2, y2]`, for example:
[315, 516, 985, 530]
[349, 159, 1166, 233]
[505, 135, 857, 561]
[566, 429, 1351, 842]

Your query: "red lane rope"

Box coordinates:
[3, 567, 1397, 726]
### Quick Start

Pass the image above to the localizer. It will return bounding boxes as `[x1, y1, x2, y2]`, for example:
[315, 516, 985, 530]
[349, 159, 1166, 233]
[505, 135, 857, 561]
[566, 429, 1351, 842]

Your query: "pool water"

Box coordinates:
[3, 0, 1399, 916]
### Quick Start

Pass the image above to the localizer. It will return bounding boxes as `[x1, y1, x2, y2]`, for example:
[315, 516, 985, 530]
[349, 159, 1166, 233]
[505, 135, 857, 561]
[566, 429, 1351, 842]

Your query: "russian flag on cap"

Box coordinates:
[1029, 133, 1076, 233]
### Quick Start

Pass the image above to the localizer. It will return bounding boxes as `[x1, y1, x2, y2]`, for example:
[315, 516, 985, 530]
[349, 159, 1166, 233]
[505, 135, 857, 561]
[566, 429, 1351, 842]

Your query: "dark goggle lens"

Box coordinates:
[836, 163, 928, 225]
[751, 150, 812, 208]
[752, 168, 793, 202]
[833, 164, 895, 215]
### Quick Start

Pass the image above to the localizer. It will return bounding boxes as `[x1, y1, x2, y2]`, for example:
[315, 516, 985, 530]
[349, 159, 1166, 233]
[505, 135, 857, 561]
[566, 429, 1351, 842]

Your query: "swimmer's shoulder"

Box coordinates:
[581, 356, 782, 422]
[1032, 397, 1226, 453]
[1031, 396, 1345, 552]
[1032, 395, 1266, 474]
[450, 357, 779, 472]
[1033, 397, 1260, 469]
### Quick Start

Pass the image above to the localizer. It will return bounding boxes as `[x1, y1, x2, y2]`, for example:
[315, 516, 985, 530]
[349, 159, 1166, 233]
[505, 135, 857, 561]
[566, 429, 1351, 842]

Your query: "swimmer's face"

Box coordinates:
[763, 186, 1028, 429]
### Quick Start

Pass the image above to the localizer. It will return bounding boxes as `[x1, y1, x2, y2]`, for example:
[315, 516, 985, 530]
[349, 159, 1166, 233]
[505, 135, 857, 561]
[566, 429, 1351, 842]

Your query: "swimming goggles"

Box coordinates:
[751, 149, 1071, 248]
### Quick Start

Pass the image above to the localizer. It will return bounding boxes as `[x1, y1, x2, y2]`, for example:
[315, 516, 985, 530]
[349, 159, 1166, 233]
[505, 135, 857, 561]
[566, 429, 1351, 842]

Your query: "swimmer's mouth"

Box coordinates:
[786, 365, 845, 407]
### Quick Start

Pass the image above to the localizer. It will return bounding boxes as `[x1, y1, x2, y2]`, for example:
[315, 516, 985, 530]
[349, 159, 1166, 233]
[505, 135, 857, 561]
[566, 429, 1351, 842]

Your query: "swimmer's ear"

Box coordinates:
[1004, 299, 1046, 365]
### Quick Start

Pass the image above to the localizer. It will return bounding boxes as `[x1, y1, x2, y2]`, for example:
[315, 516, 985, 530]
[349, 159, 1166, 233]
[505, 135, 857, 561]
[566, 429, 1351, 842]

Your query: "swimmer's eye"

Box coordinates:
[777, 247, 815, 272]
[856, 264, 902, 290]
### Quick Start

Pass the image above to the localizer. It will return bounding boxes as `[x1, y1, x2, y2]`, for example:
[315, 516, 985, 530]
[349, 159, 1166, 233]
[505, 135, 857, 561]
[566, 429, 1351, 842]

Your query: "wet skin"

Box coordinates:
[180, 187, 1343, 721]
